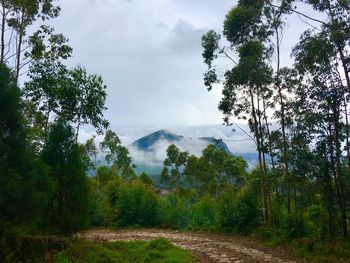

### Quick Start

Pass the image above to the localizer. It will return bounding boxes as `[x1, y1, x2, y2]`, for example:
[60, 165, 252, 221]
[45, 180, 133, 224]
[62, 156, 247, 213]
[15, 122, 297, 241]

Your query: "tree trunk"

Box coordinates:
[15, 14, 24, 83]
[333, 106, 348, 238]
[75, 119, 81, 143]
[273, 21, 291, 214]
[1, 3, 6, 64]
[343, 97, 350, 167]
[44, 108, 51, 141]
[249, 87, 270, 224]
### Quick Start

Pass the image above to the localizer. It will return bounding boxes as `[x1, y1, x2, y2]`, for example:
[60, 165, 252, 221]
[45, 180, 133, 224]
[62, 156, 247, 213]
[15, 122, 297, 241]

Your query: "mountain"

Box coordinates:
[131, 129, 232, 155]
[129, 129, 257, 175]
[132, 130, 183, 152]
[199, 137, 231, 154]
[92, 126, 258, 176]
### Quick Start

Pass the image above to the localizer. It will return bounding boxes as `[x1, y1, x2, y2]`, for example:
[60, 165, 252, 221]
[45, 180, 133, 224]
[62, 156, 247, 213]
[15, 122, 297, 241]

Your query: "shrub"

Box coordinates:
[160, 194, 190, 229]
[303, 205, 328, 241]
[281, 213, 306, 241]
[190, 196, 218, 230]
[113, 180, 160, 227]
[218, 189, 260, 234]
[53, 238, 193, 263]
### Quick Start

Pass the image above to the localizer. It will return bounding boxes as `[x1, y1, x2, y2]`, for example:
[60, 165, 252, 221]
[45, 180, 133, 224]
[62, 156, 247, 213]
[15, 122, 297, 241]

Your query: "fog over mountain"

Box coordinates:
[85, 124, 258, 174]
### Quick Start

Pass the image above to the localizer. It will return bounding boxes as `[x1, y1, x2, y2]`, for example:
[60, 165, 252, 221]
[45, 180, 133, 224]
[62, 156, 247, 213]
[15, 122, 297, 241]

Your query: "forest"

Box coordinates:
[0, 0, 350, 262]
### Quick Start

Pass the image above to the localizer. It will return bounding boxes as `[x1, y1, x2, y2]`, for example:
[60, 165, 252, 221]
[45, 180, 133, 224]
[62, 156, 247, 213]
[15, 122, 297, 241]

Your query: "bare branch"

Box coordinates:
[269, 3, 327, 26]
[219, 46, 238, 65]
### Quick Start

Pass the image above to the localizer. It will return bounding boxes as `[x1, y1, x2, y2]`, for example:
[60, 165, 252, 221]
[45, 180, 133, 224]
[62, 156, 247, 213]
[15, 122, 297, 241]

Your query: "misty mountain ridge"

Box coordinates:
[128, 129, 257, 174]
[132, 129, 184, 152]
[131, 129, 231, 154]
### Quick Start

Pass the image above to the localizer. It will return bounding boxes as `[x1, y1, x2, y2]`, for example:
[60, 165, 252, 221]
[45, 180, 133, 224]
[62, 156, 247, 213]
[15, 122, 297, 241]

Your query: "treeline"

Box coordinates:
[1, 0, 349, 261]
[89, 142, 259, 234]
[202, 0, 350, 240]
[90, 139, 350, 260]
[0, 1, 110, 261]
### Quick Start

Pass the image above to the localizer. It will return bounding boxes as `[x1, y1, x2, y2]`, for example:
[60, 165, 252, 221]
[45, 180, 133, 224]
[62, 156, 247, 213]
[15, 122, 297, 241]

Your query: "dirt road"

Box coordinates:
[83, 229, 301, 263]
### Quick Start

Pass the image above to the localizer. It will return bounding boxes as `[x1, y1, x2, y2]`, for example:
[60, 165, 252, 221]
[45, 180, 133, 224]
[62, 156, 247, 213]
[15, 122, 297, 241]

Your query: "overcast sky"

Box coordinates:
[48, 0, 315, 131]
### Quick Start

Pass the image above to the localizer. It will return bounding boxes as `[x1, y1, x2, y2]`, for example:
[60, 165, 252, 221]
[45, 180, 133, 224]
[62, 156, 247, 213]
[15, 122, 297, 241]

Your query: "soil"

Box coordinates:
[82, 229, 306, 263]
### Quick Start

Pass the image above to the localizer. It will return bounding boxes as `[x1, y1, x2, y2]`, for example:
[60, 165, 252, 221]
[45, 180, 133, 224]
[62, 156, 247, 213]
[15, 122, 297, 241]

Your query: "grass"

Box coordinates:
[50, 238, 194, 263]
[291, 238, 350, 263]
[253, 226, 350, 262]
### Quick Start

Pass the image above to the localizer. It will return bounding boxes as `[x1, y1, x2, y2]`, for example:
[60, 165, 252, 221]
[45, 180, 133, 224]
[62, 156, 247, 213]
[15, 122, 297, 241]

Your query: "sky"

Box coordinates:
[46, 0, 319, 133]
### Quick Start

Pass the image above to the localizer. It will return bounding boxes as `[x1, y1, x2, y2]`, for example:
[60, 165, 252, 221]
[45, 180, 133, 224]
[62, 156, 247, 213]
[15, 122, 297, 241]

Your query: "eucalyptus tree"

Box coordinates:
[276, 0, 350, 164]
[202, 0, 289, 223]
[23, 26, 72, 140]
[293, 28, 348, 237]
[41, 119, 90, 234]
[24, 30, 109, 143]
[161, 144, 188, 191]
[183, 146, 247, 195]
[64, 66, 109, 142]
[100, 130, 136, 180]
[0, 0, 60, 80]
[84, 136, 98, 170]
[279, 0, 350, 92]
[0, 62, 30, 223]
[201, 145, 230, 195]
[0, 63, 52, 228]
[184, 147, 220, 195]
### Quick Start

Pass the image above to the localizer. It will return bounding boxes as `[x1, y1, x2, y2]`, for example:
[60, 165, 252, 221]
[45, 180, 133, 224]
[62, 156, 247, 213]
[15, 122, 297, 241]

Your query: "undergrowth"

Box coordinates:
[50, 238, 193, 263]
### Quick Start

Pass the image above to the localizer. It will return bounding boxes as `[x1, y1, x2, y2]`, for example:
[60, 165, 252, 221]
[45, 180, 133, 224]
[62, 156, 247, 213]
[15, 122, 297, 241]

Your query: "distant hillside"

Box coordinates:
[132, 130, 184, 152]
[93, 128, 258, 176]
[131, 129, 232, 155]
[199, 137, 231, 154]
[129, 129, 257, 175]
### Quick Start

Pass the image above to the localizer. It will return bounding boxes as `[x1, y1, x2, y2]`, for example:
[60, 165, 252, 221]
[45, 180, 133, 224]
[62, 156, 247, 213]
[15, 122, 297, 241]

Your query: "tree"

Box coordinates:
[0, 63, 52, 227]
[41, 119, 90, 234]
[201, 0, 293, 225]
[24, 34, 109, 143]
[83, 136, 98, 171]
[161, 144, 188, 190]
[0, 0, 60, 81]
[24, 26, 72, 140]
[64, 66, 109, 142]
[100, 130, 136, 180]
[140, 172, 153, 185]
[183, 145, 247, 195]
[292, 29, 348, 237]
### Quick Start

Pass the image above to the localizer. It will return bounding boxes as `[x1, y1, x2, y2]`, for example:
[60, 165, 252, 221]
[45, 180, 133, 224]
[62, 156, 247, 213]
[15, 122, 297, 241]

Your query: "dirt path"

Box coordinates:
[83, 229, 302, 263]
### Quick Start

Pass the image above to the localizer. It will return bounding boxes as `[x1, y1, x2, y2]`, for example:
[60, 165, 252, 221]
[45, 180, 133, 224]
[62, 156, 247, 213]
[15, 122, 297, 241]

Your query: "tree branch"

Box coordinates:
[269, 3, 327, 26]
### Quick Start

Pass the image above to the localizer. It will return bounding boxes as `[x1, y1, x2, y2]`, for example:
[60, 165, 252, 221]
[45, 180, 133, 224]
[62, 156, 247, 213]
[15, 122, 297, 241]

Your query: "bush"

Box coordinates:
[0, 226, 62, 263]
[218, 189, 260, 234]
[57, 238, 122, 263]
[190, 196, 218, 230]
[112, 180, 160, 227]
[281, 213, 306, 241]
[160, 194, 191, 229]
[303, 205, 328, 241]
[52, 238, 193, 263]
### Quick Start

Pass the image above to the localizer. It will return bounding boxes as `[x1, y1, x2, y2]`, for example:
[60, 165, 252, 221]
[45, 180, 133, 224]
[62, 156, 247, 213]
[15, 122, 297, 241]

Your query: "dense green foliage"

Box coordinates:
[51, 238, 193, 263]
[41, 120, 90, 234]
[1, 0, 350, 262]
[0, 0, 109, 260]
[88, 143, 260, 234]
[201, 0, 350, 245]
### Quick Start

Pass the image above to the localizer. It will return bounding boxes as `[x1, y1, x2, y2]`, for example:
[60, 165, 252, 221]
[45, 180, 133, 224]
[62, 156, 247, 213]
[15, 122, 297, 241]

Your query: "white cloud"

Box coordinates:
[44, 0, 320, 131]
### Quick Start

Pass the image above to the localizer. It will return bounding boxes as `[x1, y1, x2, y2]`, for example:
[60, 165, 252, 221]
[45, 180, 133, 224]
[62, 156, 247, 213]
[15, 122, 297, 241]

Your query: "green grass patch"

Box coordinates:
[291, 238, 350, 263]
[51, 238, 193, 263]
[253, 226, 350, 262]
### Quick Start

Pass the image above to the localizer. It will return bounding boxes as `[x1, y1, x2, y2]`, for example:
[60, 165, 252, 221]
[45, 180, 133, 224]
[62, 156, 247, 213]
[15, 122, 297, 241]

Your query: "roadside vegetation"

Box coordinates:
[0, 0, 349, 262]
[50, 238, 193, 263]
